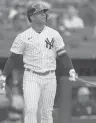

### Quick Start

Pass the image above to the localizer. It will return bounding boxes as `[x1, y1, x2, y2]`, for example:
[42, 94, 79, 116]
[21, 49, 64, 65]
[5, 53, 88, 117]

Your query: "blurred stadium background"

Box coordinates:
[0, 0, 96, 123]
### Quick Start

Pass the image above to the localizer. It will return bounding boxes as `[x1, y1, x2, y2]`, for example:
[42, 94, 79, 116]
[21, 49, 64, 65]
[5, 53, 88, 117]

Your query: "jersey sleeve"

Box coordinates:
[10, 34, 25, 54]
[54, 31, 66, 56]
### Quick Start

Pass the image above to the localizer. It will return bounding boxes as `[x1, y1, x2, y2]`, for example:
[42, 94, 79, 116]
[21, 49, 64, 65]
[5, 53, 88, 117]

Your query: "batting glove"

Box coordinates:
[0, 75, 6, 94]
[69, 69, 78, 81]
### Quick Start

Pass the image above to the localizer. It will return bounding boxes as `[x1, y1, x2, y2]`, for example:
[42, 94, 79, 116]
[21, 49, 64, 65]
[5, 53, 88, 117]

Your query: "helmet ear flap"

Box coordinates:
[45, 12, 49, 21]
[29, 16, 32, 23]
[27, 14, 32, 23]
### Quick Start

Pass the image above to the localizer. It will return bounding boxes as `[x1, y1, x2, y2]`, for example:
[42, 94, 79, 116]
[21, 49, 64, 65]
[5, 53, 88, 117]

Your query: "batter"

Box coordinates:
[0, 4, 77, 123]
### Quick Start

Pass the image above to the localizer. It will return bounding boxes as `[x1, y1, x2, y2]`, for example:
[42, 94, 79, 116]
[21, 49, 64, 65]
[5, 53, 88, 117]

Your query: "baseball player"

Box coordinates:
[0, 4, 78, 123]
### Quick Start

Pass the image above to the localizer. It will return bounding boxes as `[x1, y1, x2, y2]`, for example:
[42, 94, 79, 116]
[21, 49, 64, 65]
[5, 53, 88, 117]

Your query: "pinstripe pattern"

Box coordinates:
[23, 70, 57, 123]
[10, 25, 65, 123]
[10, 26, 65, 72]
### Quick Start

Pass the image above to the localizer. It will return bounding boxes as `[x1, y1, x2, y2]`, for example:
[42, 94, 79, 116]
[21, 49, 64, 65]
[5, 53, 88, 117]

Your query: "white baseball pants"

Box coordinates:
[23, 70, 57, 123]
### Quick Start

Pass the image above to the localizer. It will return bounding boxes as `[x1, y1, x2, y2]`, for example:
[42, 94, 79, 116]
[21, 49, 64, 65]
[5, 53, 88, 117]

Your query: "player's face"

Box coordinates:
[32, 10, 47, 24]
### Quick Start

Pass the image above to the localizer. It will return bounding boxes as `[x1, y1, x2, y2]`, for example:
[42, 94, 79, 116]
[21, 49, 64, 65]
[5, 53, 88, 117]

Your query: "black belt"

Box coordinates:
[26, 68, 55, 76]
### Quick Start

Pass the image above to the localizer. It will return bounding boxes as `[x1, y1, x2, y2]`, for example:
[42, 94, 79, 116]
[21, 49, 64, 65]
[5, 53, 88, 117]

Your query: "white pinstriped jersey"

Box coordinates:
[10, 26, 65, 72]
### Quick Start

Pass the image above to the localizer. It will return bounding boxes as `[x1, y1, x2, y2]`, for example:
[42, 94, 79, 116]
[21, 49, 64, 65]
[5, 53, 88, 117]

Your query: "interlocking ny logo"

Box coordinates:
[45, 38, 54, 49]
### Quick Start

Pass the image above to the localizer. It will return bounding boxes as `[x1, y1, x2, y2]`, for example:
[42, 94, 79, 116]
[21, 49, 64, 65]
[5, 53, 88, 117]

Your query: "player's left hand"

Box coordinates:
[69, 69, 78, 81]
[0, 76, 6, 94]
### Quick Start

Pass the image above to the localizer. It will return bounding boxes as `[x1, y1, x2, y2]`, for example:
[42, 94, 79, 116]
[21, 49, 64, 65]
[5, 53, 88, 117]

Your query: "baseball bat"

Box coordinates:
[76, 77, 96, 87]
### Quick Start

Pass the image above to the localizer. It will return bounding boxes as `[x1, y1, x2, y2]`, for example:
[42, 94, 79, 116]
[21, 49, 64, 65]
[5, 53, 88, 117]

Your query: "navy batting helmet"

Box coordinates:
[27, 4, 49, 23]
